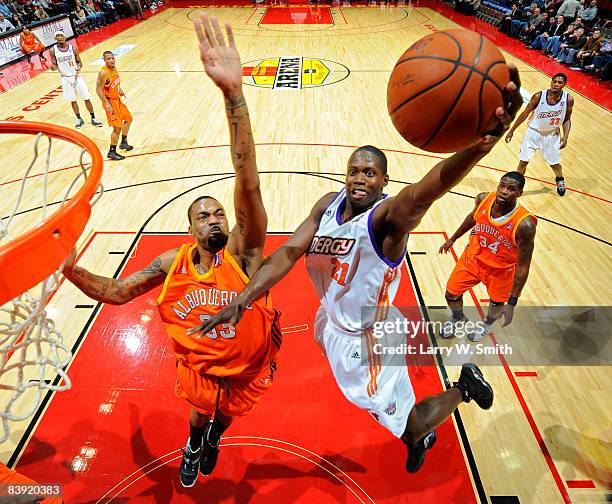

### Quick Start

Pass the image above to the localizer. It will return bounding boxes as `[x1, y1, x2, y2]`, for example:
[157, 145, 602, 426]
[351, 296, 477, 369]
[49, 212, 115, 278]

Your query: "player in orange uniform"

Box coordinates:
[19, 28, 47, 65]
[96, 51, 133, 161]
[63, 16, 279, 488]
[439, 172, 537, 341]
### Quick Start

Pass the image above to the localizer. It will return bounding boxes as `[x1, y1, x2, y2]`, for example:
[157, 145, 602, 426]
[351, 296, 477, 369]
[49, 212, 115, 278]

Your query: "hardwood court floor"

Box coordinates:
[0, 5, 610, 503]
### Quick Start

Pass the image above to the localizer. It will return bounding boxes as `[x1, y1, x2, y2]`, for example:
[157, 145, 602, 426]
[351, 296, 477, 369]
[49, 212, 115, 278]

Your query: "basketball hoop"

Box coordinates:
[0, 120, 103, 443]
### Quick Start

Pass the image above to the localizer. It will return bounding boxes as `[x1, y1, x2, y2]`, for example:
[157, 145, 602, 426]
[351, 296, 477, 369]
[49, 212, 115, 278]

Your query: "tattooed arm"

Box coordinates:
[194, 15, 267, 273]
[62, 248, 178, 304]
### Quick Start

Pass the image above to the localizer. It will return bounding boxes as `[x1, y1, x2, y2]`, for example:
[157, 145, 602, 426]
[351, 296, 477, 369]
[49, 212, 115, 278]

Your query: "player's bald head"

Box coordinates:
[188, 196, 222, 224]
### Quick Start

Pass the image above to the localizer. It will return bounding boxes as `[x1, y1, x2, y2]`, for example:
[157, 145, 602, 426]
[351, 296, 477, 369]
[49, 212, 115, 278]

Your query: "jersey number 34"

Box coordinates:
[479, 236, 500, 254]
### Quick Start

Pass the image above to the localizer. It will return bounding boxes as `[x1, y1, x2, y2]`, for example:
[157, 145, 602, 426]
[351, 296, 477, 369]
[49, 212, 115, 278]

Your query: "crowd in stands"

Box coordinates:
[455, 0, 611, 81]
[0, 0, 163, 36]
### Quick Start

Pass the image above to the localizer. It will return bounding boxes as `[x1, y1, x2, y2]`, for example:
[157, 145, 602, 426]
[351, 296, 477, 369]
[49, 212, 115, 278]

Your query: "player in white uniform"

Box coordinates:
[194, 66, 523, 473]
[505, 73, 574, 196]
[49, 31, 103, 129]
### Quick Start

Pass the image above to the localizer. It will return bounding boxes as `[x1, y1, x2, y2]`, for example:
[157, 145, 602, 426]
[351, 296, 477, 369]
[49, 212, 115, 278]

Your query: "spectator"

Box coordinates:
[33, 4, 49, 19]
[512, 5, 539, 36]
[529, 14, 555, 44]
[532, 14, 567, 49]
[82, 0, 102, 28]
[557, 0, 581, 20]
[0, 0, 11, 18]
[555, 25, 587, 63]
[500, 4, 522, 34]
[584, 38, 611, 75]
[10, 11, 22, 26]
[72, 4, 89, 32]
[547, 21, 577, 55]
[570, 28, 602, 68]
[87, 0, 106, 25]
[577, 0, 597, 24]
[521, 10, 547, 42]
[0, 11, 14, 30]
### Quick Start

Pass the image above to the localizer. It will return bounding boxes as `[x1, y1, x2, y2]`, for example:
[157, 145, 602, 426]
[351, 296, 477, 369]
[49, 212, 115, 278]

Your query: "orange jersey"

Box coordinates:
[21, 32, 37, 48]
[157, 244, 280, 377]
[465, 192, 536, 269]
[100, 65, 121, 100]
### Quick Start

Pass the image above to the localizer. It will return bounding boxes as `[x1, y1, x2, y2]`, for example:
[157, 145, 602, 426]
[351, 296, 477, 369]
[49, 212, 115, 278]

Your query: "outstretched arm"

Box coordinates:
[496, 216, 537, 326]
[194, 15, 267, 259]
[560, 95, 573, 149]
[439, 192, 487, 253]
[189, 192, 337, 336]
[505, 91, 540, 143]
[62, 248, 177, 304]
[374, 65, 523, 246]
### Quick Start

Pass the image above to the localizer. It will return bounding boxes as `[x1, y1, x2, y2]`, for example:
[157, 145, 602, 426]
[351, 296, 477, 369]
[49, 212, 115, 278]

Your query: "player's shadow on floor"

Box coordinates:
[521, 187, 553, 197]
[128, 404, 370, 503]
[544, 424, 612, 489]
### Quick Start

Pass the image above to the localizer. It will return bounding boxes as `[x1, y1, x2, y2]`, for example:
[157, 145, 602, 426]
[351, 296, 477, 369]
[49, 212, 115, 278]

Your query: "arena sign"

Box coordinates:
[242, 56, 349, 90]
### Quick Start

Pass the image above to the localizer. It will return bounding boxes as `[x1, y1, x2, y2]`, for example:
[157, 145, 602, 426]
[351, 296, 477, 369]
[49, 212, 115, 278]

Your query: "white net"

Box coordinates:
[0, 131, 103, 443]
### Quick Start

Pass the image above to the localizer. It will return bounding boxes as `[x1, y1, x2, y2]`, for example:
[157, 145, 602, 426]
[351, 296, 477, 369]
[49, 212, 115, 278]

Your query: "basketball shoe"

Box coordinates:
[556, 178, 566, 196]
[454, 363, 494, 409]
[440, 316, 469, 339]
[200, 422, 221, 476]
[405, 430, 437, 473]
[107, 151, 125, 160]
[75, 118, 84, 129]
[119, 140, 133, 151]
[179, 439, 201, 487]
[91, 118, 103, 127]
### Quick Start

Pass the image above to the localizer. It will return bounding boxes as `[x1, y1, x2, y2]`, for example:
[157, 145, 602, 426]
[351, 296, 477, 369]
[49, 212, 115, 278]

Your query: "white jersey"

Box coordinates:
[55, 44, 78, 77]
[528, 89, 568, 132]
[304, 189, 404, 334]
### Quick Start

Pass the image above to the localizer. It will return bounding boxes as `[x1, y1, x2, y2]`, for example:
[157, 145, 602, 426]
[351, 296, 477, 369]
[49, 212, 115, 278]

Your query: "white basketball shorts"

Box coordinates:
[61, 75, 91, 102]
[314, 306, 415, 438]
[519, 127, 561, 165]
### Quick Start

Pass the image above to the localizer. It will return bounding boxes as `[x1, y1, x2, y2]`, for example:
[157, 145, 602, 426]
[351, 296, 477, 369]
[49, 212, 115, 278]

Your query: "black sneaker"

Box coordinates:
[107, 151, 125, 160]
[91, 118, 103, 127]
[556, 179, 566, 196]
[180, 440, 201, 488]
[454, 363, 494, 409]
[199, 423, 220, 476]
[119, 141, 134, 151]
[75, 118, 85, 129]
[405, 430, 436, 473]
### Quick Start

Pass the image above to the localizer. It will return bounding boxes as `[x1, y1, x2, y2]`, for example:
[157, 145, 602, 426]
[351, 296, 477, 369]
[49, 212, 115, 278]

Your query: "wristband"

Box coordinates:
[507, 296, 518, 306]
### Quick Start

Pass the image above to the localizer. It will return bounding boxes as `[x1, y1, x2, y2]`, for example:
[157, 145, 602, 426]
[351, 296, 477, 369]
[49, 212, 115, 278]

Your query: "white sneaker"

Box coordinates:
[440, 317, 469, 339]
[467, 322, 492, 342]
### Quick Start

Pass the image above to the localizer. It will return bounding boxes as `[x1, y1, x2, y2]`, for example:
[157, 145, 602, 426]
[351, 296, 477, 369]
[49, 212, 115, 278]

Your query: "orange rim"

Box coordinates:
[0, 121, 103, 305]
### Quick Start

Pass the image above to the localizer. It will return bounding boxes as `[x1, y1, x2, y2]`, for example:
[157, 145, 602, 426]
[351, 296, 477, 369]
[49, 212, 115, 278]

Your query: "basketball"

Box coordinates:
[387, 29, 509, 153]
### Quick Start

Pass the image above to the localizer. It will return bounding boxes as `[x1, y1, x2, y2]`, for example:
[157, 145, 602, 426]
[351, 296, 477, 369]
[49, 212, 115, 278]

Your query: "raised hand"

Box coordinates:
[477, 63, 522, 153]
[194, 15, 242, 95]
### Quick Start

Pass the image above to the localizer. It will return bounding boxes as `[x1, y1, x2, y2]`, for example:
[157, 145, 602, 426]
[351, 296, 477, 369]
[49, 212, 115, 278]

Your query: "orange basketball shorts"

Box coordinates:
[175, 359, 278, 417]
[0, 463, 62, 504]
[105, 98, 132, 128]
[446, 251, 515, 303]
[21, 43, 45, 55]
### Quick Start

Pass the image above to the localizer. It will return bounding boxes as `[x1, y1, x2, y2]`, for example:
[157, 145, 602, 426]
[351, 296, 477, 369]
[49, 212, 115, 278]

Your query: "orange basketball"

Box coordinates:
[387, 29, 509, 153]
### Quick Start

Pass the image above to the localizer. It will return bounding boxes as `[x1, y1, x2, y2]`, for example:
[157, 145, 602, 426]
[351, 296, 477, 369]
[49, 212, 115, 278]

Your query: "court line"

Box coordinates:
[442, 230, 572, 504]
[2, 142, 608, 205]
[99, 439, 373, 504]
[281, 323, 309, 333]
[403, 253, 487, 503]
